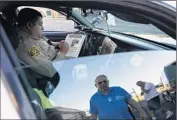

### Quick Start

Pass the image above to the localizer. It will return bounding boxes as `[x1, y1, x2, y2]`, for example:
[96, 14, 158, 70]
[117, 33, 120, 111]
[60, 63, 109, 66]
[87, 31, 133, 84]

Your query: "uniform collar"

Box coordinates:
[17, 28, 41, 40]
[97, 87, 113, 96]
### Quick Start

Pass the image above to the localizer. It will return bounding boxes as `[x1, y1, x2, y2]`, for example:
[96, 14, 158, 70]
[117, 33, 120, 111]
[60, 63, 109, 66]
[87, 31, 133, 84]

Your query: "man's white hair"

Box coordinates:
[95, 75, 107, 82]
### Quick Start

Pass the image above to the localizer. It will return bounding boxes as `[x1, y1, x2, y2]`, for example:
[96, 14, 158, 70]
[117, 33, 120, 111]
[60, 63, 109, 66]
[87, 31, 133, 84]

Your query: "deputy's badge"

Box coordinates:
[28, 46, 40, 56]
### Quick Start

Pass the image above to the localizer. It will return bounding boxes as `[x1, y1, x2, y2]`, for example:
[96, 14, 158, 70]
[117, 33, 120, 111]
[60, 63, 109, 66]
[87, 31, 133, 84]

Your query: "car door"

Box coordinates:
[0, 22, 47, 119]
[0, 24, 37, 119]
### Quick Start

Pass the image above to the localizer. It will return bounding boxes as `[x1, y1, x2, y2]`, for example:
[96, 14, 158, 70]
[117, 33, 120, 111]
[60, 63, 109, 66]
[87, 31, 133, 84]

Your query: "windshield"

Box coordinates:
[73, 8, 176, 46]
[50, 51, 175, 115]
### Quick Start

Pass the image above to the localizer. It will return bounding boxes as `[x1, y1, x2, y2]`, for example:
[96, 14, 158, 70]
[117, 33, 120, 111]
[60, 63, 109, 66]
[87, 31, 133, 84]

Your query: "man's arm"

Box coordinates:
[90, 96, 98, 120]
[47, 40, 60, 46]
[90, 113, 97, 120]
[143, 82, 153, 94]
[42, 36, 60, 46]
[118, 87, 148, 119]
[141, 87, 150, 94]
[126, 98, 148, 119]
[126, 98, 143, 111]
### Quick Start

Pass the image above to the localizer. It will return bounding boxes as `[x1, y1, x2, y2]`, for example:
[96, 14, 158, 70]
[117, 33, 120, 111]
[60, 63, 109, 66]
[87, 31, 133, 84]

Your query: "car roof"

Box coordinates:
[0, 1, 171, 11]
[1, 0, 175, 40]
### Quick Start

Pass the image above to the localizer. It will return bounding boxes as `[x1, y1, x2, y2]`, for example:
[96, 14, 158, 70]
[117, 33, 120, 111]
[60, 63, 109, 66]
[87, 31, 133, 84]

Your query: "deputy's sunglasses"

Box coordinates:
[97, 80, 108, 85]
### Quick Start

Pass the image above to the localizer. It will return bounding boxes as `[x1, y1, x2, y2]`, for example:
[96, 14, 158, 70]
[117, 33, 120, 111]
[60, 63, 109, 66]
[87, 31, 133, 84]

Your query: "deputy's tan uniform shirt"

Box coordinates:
[16, 29, 65, 78]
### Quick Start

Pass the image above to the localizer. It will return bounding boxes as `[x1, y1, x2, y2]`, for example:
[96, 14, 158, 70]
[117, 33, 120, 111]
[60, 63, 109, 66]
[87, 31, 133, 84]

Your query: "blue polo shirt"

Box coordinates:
[90, 87, 133, 120]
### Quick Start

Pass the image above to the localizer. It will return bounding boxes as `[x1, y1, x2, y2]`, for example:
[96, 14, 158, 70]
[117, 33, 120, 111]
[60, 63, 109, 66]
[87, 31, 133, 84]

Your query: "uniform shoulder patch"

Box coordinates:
[28, 46, 40, 56]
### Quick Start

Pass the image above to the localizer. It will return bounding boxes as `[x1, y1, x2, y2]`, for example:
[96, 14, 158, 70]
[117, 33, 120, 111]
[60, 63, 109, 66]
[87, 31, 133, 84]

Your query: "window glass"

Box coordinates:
[18, 6, 76, 32]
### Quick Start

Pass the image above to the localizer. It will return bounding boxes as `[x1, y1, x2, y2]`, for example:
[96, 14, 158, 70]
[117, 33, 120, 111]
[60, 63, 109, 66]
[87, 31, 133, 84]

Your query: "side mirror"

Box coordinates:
[81, 9, 94, 17]
[91, 16, 103, 26]
[102, 11, 108, 20]
[91, 11, 108, 26]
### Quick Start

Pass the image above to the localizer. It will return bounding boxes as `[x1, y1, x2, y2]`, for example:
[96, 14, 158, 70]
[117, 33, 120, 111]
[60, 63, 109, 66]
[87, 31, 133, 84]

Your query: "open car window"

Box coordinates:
[2, 3, 176, 119]
[18, 6, 77, 32]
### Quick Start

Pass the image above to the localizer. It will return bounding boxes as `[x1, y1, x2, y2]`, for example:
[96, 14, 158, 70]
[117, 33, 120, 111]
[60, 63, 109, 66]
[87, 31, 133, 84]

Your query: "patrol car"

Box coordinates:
[1, 1, 176, 119]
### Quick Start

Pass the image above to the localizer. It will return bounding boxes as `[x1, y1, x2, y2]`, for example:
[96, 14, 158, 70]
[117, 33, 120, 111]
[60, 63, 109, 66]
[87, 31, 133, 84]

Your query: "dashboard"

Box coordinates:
[73, 30, 145, 57]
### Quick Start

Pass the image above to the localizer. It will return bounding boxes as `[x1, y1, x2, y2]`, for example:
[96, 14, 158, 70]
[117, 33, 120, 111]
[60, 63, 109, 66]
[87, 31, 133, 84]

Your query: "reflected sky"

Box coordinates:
[163, 1, 176, 8]
[50, 51, 175, 111]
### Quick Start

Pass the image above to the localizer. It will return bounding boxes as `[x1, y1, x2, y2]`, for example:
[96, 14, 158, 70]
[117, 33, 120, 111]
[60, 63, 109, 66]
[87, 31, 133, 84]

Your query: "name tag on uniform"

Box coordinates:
[115, 96, 124, 100]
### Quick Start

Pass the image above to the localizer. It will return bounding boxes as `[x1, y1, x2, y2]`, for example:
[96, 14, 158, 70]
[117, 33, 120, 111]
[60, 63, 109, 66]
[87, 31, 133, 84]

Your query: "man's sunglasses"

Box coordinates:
[97, 80, 108, 85]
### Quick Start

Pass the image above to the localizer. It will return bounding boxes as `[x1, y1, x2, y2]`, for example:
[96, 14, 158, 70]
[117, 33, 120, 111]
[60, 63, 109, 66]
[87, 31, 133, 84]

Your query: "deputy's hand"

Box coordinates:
[58, 40, 69, 55]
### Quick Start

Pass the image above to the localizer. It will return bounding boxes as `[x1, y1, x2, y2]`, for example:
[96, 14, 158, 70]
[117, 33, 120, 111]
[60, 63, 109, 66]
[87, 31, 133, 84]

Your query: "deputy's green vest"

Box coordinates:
[33, 88, 53, 110]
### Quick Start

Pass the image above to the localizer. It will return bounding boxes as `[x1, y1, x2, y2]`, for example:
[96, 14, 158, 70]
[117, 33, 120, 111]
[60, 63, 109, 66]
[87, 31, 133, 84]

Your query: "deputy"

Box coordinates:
[16, 8, 69, 78]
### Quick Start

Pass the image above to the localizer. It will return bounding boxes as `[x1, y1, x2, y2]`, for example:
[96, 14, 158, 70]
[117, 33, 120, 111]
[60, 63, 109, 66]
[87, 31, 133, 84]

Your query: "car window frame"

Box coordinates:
[0, 22, 37, 119]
